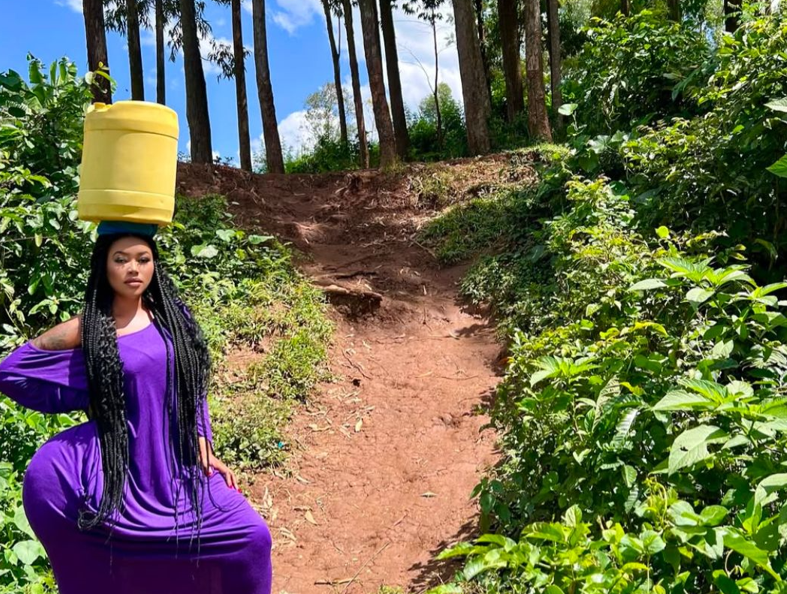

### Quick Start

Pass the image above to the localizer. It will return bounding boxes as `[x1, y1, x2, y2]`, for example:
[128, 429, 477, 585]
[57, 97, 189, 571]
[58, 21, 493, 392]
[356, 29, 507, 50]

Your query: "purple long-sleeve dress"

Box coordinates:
[0, 319, 272, 594]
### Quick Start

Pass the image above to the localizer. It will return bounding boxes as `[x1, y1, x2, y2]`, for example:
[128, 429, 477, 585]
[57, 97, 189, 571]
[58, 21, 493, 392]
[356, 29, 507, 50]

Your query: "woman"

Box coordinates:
[0, 222, 272, 594]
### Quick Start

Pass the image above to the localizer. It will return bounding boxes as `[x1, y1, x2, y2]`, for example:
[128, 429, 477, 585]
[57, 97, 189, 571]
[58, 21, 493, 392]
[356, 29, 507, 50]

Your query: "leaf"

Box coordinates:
[767, 154, 787, 178]
[653, 389, 714, 411]
[248, 234, 274, 245]
[722, 530, 778, 578]
[699, 505, 728, 527]
[668, 425, 728, 475]
[13, 506, 35, 539]
[754, 473, 787, 506]
[191, 244, 218, 259]
[622, 465, 637, 488]
[11, 541, 42, 566]
[355, 418, 363, 432]
[765, 98, 787, 113]
[656, 226, 670, 239]
[558, 103, 577, 116]
[612, 408, 640, 449]
[641, 530, 666, 555]
[686, 287, 714, 304]
[714, 574, 741, 594]
[462, 549, 507, 579]
[629, 279, 667, 291]
[544, 587, 565, 594]
[711, 340, 734, 359]
[563, 505, 582, 527]
[304, 510, 317, 525]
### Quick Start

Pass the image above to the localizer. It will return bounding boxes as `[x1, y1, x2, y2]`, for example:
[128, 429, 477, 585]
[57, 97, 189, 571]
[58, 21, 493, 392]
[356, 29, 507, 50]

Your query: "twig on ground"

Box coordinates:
[340, 541, 392, 594]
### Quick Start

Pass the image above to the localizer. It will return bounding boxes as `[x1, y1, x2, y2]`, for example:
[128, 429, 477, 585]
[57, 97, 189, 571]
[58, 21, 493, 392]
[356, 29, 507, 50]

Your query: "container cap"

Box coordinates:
[97, 220, 158, 237]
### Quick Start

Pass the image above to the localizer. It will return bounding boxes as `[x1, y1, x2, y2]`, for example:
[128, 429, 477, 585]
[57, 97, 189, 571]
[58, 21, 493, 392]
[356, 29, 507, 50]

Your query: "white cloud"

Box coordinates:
[271, 0, 322, 35]
[55, 0, 82, 13]
[242, 0, 253, 14]
[277, 110, 316, 155]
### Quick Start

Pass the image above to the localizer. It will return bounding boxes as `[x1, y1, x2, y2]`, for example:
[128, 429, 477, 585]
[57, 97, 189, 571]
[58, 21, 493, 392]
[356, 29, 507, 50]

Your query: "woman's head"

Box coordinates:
[79, 232, 211, 536]
[105, 235, 155, 300]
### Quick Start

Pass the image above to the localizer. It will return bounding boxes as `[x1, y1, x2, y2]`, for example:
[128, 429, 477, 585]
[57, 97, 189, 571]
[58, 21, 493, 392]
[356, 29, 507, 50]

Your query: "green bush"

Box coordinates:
[563, 11, 711, 137]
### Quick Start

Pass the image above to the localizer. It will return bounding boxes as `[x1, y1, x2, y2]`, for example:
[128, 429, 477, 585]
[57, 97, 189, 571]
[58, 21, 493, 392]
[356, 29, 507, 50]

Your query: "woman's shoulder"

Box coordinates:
[30, 316, 82, 351]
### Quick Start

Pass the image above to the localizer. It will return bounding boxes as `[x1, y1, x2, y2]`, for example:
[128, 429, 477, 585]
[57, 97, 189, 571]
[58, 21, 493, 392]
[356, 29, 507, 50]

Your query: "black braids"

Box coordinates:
[78, 239, 130, 533]
[77, 233, 213, 554]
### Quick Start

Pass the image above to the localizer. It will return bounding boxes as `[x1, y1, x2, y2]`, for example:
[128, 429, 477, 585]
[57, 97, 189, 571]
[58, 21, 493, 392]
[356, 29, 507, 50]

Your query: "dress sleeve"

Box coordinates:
[175, 299, 214, 447]
[0, 342, 90, 414]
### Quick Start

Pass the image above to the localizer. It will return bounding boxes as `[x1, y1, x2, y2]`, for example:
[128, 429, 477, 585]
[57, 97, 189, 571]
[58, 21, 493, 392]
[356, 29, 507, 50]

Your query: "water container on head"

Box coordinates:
[77, 100, 179, 226]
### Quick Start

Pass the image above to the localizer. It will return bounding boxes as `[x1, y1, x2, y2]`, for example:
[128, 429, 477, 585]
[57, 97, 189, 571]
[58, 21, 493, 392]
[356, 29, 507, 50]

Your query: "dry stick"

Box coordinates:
[340, 541, 392, 594]
[343, 349, 373, 380]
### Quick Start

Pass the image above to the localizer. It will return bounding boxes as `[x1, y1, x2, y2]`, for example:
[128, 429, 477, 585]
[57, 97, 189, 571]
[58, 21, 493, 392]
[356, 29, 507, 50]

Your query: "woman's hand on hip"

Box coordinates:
[198, 436, 240, 492]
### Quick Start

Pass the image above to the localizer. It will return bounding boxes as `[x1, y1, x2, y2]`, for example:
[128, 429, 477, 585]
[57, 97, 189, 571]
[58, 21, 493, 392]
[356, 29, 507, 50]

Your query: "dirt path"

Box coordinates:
[178, 162, 507, 594]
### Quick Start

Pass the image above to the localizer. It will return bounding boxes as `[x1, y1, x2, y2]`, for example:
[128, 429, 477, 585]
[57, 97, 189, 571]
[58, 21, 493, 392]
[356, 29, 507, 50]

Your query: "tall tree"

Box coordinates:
[321, 0, 348, 146]
[83, 0, 112, 103]
[724, 0, 741, 31]
[127, 0, 144, 99]
[452, 0, 491, 154]
[523, 0, 552, 141]
[341, 0, 369, 167]
[358, 0, 397, 167]
[251, 0, 285, 173]
[473, 0, 492, 105]
[620, 0, 630, 15]
[379, 0, 410, 158]
[403, 0, 445, 147]
[497, 0, 524, 122]
[212, 0, 252, 171]
[155, 0, 166, 104]
[180, 0, 213, 163]
[667, 0, 680, 20]
[546, 0, 563, 132]
[105, 0, 145, 100]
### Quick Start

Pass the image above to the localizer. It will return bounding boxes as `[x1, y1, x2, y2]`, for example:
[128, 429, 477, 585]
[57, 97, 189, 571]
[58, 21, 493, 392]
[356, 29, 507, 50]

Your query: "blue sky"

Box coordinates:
[0, 0, 461, 165]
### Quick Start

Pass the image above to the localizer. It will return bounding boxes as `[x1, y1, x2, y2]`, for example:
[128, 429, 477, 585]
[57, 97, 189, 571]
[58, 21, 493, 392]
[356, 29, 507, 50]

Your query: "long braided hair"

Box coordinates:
[77, 232, 212, 542]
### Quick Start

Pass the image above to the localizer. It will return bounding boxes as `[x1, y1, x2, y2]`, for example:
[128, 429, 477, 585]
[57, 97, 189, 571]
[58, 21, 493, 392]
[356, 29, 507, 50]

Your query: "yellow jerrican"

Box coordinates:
[77, 100, 179, 226]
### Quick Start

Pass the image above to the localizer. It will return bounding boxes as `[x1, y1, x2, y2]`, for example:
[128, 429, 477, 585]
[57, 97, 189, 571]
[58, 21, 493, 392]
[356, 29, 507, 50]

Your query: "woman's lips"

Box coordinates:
[125, 279, 143, 286]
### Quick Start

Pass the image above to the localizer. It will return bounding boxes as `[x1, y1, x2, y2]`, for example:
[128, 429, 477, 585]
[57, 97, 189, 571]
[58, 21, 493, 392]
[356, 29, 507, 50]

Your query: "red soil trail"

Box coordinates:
[177, 157, 523, 593]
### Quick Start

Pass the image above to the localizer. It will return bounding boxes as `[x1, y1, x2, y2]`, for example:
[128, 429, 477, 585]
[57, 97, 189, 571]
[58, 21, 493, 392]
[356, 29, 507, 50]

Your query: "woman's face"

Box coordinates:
[106, 236, 154, 299]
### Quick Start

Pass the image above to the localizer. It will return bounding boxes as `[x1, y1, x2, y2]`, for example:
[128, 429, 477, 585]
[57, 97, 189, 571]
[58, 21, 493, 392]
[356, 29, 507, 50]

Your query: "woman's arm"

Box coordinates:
[30, 316, 81, 351]
[0, 318, 89, 413]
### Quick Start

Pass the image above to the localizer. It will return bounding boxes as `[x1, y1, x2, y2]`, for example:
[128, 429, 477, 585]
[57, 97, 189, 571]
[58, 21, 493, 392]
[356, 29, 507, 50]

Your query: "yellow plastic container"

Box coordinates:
[77, 101, 179, 225]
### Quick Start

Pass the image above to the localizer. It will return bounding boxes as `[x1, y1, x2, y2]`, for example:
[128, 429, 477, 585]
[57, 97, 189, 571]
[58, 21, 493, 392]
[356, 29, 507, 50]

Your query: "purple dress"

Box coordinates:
[0, 320, 272, 594]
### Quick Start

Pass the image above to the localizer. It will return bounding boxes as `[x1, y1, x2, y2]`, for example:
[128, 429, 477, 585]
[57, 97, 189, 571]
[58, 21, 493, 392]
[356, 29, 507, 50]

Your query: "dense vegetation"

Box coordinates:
[420, 9, 787, 594]
[0, 58, 331, 592]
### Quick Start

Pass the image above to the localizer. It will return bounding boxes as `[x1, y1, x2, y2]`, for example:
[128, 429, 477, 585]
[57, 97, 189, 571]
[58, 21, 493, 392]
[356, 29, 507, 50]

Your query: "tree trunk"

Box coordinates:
[546, 0, 563, 133]
[431, 13, 443, 149]
[251, 0, 285, 173]
[180, 0, 213, 163]
[358, 0, 397, 167]
[322, 0, 348, 146]
[232, 0, 252, 171]
[452, 0, 491, 155]
[497, 0, 524, 122]
[621, 0, 630, 15]
[667, 0, 680, 20]
[342, 0, 369, 168]
[126, 0, 145, 100]
[724, 0, 741, 31]
[155, 0, 166, 104]
[473, 0, 492, 107]
[379, 0, 409, 159]
[523, 0, 552, 142]
[82, 0, 112, 103]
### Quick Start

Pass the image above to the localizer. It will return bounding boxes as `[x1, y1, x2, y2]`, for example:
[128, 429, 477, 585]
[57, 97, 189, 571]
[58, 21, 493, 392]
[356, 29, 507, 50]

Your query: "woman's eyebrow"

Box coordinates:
[112, 250, 152, 256]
